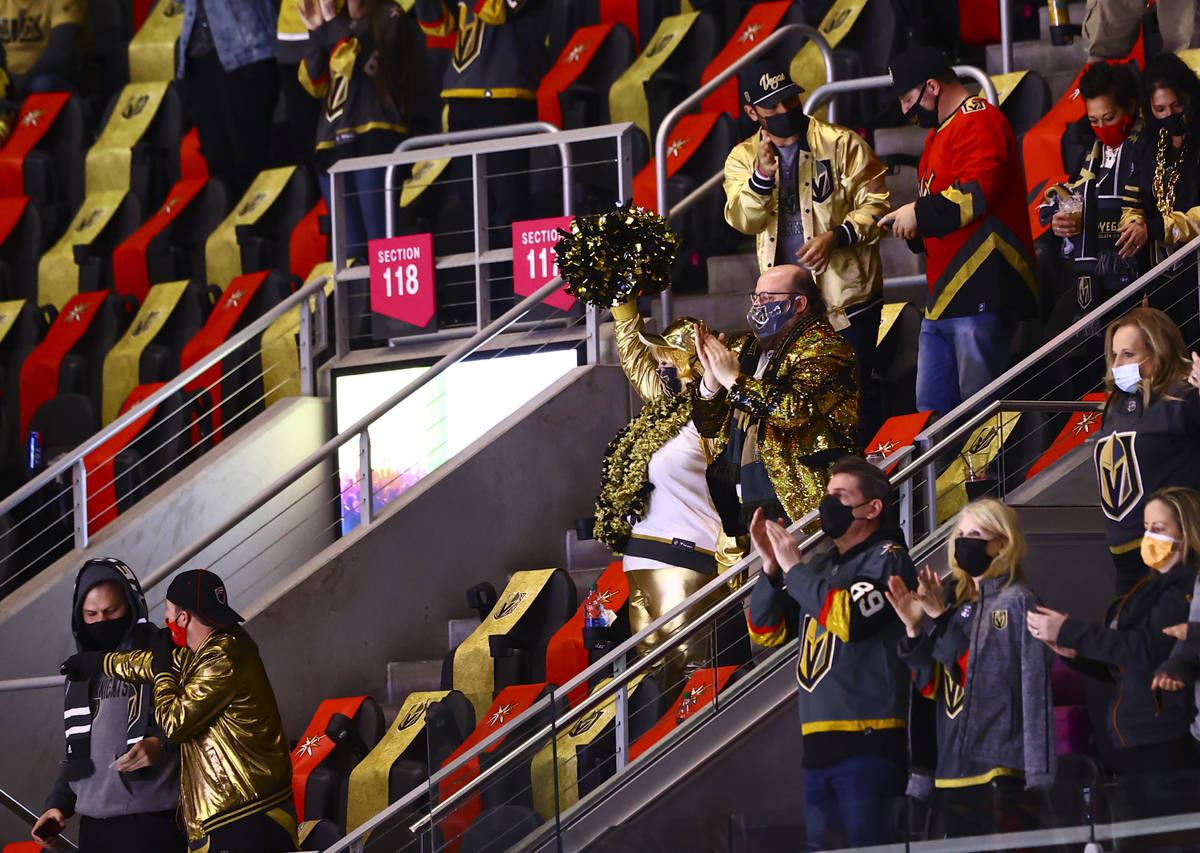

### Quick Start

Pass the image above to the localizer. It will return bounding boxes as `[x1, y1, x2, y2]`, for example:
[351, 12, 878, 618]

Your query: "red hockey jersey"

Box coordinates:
[914, 97, 1037, 321]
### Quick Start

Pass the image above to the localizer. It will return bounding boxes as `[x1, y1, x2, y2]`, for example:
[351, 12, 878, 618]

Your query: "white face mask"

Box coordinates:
[1112, 360, 1143, 393]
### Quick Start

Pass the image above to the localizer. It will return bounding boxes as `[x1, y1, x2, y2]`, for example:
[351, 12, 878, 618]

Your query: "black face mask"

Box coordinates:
[954, 536, 994, 577]
[903, 82, 940, 129]
[1158, 110, 1190, 138]
[657, 365, 682, 395]
[762, 105, 810, 140]
[80, 613, 132, 651]
[819, 494, 866, 539]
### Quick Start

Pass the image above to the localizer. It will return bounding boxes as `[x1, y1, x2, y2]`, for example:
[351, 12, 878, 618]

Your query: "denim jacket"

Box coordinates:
[178, 0, 277, 77]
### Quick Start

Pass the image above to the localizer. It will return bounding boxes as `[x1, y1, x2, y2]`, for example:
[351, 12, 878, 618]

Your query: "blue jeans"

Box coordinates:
[319, 165, 389, 262]
[803, 753, 906, 850]
[915, 312, 1013, 416]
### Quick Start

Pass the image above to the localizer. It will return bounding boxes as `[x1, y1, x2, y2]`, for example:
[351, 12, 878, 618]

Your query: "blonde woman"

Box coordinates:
[1031, 487, 1199, 820]
[1094, 307, 1200, 595]
[885, 498, 1054, 840]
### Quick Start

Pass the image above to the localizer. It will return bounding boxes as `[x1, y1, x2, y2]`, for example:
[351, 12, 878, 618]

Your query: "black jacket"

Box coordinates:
[1058, 562, 1196, 750]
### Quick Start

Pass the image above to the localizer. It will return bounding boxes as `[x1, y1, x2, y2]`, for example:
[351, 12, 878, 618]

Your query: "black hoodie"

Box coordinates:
[45, 559, 180, 820]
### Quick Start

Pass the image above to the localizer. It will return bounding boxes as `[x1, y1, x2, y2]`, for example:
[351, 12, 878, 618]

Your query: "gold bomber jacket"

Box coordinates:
[724, 120, 889, 331]
[691, 314, 860, 523]
[105, 628, 293, 841]
[610, 298, 746, 571]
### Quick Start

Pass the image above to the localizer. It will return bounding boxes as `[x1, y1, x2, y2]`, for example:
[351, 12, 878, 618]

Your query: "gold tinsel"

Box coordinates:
[555, 202, 679, 308]
[594, 390, 693, 551]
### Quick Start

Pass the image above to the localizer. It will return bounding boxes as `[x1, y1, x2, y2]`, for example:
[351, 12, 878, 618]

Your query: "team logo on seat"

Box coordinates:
[398, 699, 434, 730]
[796, 614, 836, 692]
[1095, 431, 1142, 521]
[131, 310, 160, 337]
[493, 591, 527, 621]
[74, 207, 105, 232]
[645, 33, 674, 59]
[568, 709, 604, 738]
[163, 1, 183, 16]
[122, 94, 150, 120]
[488, 702, 519, 727]
[824, 8, 852, 34]
[295, 734, 325, 757]
[238, 193, 269, 218]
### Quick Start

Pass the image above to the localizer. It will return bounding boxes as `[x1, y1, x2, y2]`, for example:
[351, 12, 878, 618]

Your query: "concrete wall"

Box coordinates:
[247, 364, 631, 736]
[0, 396, 332, 842]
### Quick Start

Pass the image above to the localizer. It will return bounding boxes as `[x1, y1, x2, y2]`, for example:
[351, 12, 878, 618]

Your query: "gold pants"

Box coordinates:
[626, 567, 736, 703]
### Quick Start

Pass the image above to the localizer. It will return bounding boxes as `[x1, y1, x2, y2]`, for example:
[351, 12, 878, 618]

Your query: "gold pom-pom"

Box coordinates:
[554, 202, 680, 308]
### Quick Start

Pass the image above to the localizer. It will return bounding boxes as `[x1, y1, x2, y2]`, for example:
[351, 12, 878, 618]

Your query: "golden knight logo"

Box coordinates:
[451, 6, 484, 72]
[991, 609, 1008, 630]
[494, 591, 527, 621]
[567, 709, 604, 738]
[238, 192, 269, 218]
[796, 614, 836, 692]
[1095, 431, 1142, 521]
[941, 670, 964, 719]
[122, 93, 151, 120]
[398, 699, 433, 730]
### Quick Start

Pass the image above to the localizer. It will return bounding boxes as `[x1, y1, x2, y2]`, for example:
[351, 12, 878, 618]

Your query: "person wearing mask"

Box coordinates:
[595, 299, 748, 699]
[1030, 487, 1200, 820]
[879, 46, 1037, 417]
[0, 0, 83, 96]
[61, 570, 296, 853]
[886, 498, 1055, 838]
[1042, 61, 1148, 324]
[747, 455, 916, 850]
[723, 62, 890, 441]
[1094, 307, 1200, 596]
[692, 263, 859, 535]
[298, 0, 421, 259]
[178, 0, 278, 197]
[32, 558, 183, 852]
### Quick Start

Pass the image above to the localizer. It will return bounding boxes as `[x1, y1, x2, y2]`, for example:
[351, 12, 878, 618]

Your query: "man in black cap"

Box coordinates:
[724, 60, 890, 442]
[878, 45, 1036, 416]
[62, 570, 296, 853]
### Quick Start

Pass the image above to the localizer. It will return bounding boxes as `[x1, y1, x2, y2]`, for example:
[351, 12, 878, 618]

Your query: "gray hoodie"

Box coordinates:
[45, 560, 180, 819]
[898, 575, 1056, 789]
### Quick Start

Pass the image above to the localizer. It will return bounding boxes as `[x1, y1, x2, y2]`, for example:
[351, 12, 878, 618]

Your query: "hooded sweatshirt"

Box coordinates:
[44, 560, 179, 819]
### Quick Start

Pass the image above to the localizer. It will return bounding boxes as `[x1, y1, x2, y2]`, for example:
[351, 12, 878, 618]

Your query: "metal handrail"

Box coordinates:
[999, 0, 1014, 75]
[382, 122, 571, 240]
[322, 398, 1094, 850]
[0, 275, 330, 546]
[804, 64, 999, 115]
[915, 235, 1200, 449]
[2, 783, 78, 849]
[654, 23, 835, 318]
[138, 273, 570, 593]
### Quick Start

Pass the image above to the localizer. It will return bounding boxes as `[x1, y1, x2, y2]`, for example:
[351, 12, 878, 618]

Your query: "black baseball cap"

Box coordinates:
[166, 569, 243, 626]
[740, 62, 803, 108]
[887, 45, 951, 99]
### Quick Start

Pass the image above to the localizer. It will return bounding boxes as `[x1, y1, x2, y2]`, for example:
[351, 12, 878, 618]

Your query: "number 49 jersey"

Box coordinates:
[748, 529, 917, 741]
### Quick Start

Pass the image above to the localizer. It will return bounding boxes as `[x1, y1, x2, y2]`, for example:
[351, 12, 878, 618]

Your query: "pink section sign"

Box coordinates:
[512, 216, 575, 311]
[368, 232, 435, 327]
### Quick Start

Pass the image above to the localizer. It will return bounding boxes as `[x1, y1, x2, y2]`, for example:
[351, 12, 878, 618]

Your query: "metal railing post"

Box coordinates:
[613, 654, 628, 772]
[471, 152, 491, 330]
[999, 0, 1014, 75]
[358, 429, 373, 527]
[331, 169, 351, 358]
[804, 66, 999, 116]
[72, 459, 88, 550]
[299, 298, 314, 397]
[919, 438, 938, 541]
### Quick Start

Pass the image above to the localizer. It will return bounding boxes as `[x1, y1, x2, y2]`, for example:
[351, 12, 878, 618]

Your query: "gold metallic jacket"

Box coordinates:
[611, 298, 745, 571]
[692, 314, 860, 523]
[724, 120, 889, 331]
[105, 628, 293, 841]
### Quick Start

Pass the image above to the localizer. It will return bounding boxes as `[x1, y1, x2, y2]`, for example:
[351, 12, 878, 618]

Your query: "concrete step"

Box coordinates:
[566, 528, 614, 572]
[1037, 2, 1087, 40]
[874, 126, 926, 162]
[566, 565, 606, 600]
[448, 616, 477, 651]
[661, 289, 751, 335]
[706, 253, 759, 295]
[385, 658, 443, 705]
[986, 38, 1088, 77]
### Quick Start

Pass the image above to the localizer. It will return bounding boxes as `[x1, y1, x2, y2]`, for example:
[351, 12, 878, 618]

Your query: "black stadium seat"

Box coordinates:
[642, 12, 720, 144]
[0, 198, 42, 303]
[9, 93, 87, 245]
[94, 82, 185, 215]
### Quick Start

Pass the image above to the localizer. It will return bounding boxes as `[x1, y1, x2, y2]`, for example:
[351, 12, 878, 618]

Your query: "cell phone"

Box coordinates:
[33, 817, 60, 840]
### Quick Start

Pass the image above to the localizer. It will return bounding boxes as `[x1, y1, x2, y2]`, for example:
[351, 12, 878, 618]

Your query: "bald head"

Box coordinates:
[752, 264, 824, 319]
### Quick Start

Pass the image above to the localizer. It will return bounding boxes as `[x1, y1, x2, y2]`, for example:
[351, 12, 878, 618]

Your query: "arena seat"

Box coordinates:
[262, 262, 335, 409]
[288, 199, 330, 283]
[0, 301, 46, 481]
[0, 92, 85, 244]
[545, 560, 630, 707]
[37, 190, 144, 311]
[111, 177, 230, 303]
[600, 0, 679, 50]
[89, 81, 185, 216]
[290, 696, 384, 829]
[539, 23, 638, 131]
[443, 569, 578, 718]
[99, 279, 214, 425]
[0, 198, 42, 303]
[204, 166, 315, 291]
[863, 411, 934, 471]
[628, 664, 742, 760]
[180, 269, 297, 447]
[126, 0, 184, 84]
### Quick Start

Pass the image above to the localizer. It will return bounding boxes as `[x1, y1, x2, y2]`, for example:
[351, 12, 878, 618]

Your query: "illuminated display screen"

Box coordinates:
[333, 347, 580, 532]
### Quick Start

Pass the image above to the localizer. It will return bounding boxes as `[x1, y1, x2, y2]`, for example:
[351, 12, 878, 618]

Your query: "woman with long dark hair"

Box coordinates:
[297, 0, 421, 259]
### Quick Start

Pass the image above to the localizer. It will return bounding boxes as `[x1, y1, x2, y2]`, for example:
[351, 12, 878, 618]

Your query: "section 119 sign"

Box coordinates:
[368, 232, 435, 327]
[512, 216, 575, 311]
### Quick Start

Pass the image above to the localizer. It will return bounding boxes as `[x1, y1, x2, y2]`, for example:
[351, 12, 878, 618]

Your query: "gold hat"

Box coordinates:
[637, 316, 702, 357]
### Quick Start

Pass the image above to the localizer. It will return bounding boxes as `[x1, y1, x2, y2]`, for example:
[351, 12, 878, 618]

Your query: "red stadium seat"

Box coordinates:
[290, 696, 384, 829]
[628, 665, 740, 760]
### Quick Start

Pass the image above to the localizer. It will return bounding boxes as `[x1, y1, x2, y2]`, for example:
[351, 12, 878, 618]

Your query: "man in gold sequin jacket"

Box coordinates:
[62, 570, 295, 852]
[694, 264, 859, 533]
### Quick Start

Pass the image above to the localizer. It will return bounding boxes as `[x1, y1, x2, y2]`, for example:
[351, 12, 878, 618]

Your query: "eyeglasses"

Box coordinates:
[748, 291, 801, 305]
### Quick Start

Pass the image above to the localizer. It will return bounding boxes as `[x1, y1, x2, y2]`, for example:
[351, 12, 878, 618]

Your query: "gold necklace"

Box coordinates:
[1153, 128, 1181, 218]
